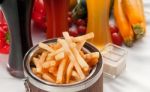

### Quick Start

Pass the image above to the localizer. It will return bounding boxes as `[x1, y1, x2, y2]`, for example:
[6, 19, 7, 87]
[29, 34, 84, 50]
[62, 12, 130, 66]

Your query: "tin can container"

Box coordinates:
[23, 38, 103, 92]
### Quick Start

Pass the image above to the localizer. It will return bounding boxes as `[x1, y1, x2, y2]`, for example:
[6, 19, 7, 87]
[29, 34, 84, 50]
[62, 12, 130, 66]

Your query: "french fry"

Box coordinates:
[36, 51, 48, 73]
[49, 66, 58, 75]
[71, 70, 80, 81]
[66, 62, 74, 83]
[62, 32, 75, 47]
[90, 58, 99, 66]
[84, 52, 99, 60]
[42, 68, 49, 73]
[32, 57, 40, 67]
[56, 57, 68, 84]
[32, 68, 37, 74]
[49, 60, 59, 67]
[42, 61, 51, 69]
[72, 32, 94, 42]
[33, 57, 39, 61]
[39, 51, 48, 64]
[47, 47, 64, 58]
[42, 60, 58, 69]
[52, 73, 57, 77]
[86, 58, 99, 67]
[84, 52, 99, 66]
[55, 52, 65, 61]
[79, 51, 85, 58]
[39, 42, 54, 52]
[46, 54, 54, 61]
[63, 32, 89, 73]
[58, 39, 85, 80]
[32, 57, 42, 73]
[36, 74, 42, 78]
[38, 55, 41, 59]
[42, 73, 56, 83]
[36, 67, 43, 73]
[49, 43, 62, 50]
[76, 41, 86, 51]
[72, 47, 89, 72]
[69, 80, 77, 83]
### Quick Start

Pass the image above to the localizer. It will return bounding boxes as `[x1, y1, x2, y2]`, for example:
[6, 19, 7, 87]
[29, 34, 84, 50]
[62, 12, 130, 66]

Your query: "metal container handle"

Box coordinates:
[24, 78, 31, 92]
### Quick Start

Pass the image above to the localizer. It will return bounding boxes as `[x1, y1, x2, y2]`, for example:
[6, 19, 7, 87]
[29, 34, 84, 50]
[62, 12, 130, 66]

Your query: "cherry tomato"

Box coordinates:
[0, 38, 5, 48]
[78, 25, 86, 35]
[68, 11, 73, 17]
[76, 19, 86, 26]
[33, 0, 46, 14]
[67, 17, 73, 27]
[0, 29, 5, 38]
[0, 44, 10, 54]
[109, 24, 119, 34]
[2, 24, 8, 32]
[0, 10, 6, 25]
[111, 32, 123, 46]
[69, 26, 79, 37]
[32, 12, 46, 30]
[0, 10, 10, 54]
[32, 0, 46, 30]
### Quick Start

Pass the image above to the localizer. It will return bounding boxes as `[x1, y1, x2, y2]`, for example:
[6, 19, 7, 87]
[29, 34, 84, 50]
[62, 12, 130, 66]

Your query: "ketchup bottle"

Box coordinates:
[0, 0, 34, 78]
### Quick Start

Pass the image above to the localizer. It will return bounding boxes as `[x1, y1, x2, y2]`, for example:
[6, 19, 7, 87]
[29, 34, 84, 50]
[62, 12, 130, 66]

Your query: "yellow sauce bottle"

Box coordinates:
[86, 0, 111, 49]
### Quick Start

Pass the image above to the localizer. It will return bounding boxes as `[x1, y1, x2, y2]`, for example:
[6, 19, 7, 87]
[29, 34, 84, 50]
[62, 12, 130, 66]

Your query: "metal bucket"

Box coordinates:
[23, 38, 103, 92]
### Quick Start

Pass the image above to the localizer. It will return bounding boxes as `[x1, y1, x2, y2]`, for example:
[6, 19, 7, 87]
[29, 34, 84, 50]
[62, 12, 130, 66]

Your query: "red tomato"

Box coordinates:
[68, 11, 73, 17]
[111, 32, 123, 46]
[32, 0, 46, 30]
[67, 17, 73, 27]
[2, 24, 8, 32]
[76, 19, 86, 26]
[69, 26, 79, 37]
[0, 44, 10, 54]
[0, 10, 6, 25]
[33, 0, 46, 14]
[77, 25, 86, 35]
[0, 38, 5, 48]
[0, 29, 5, 38]
[109, 24, 119, 34]
[0, 10, 10, 54]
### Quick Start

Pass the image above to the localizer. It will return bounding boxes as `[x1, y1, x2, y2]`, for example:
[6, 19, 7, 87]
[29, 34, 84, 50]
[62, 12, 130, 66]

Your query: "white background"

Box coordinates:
[0, 0, 150, 92]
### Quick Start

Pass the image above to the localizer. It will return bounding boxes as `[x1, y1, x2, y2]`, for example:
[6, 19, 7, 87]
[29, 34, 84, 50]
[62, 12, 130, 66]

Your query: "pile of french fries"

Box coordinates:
[31, 32, 100, 84]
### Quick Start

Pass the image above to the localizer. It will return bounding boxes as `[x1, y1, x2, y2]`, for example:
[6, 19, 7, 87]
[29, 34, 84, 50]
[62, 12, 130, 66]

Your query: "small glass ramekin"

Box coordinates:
[101, 43, 127, 78]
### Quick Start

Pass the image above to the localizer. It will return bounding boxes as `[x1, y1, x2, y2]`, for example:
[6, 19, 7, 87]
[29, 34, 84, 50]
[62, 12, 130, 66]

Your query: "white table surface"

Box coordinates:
[0, 0, 150, 92]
